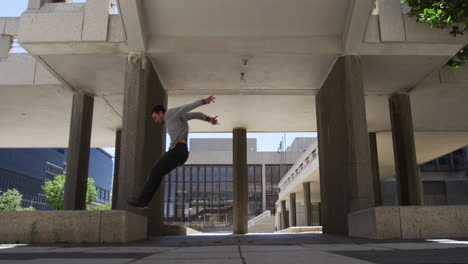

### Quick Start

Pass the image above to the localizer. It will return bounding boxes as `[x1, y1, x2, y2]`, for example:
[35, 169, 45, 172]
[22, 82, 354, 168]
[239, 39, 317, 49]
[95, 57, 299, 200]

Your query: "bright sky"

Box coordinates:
[1, 0, 317, 157]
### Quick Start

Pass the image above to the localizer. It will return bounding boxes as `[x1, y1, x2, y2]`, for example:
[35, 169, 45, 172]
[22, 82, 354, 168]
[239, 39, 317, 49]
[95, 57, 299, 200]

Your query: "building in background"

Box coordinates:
[381, 146, 468, 206]
[163, 137, 314, 232]
[0, 148, 113, 210]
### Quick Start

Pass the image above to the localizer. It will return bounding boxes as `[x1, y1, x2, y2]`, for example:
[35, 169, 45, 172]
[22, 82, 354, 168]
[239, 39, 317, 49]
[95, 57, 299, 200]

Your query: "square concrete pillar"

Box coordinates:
[280, 200, 288, 230]
[369, 132, 382, 206]
[262, 163, 266, 212]
[64, 93, 94, 210]
[28, 0, 46, 9]
[303, 182, 312, 226]
[289, 193, 297, 227]
[389, 93, 423, 205]
[111, 128, 121, 210]
[0, 36, 12, 58]
[233, 128, 248, 234]
[117, 53, 167, 236]
[315, 55, 375, 234]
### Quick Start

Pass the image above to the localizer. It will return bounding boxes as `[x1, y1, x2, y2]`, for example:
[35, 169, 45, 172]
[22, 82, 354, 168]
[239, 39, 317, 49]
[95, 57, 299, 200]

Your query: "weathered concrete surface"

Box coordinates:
[117, 53, 167, 236]
[349, 206, 468, 239]
[233, 128, 248, 234]
[0, 210, 147, 243]
[289, 193, 297, 227]
[303, 182, 312, 226]
[389, 93, 423, 206]
[316, 55, 374, 234]
[369, 132, 382, 206]
[63, 93, 94, 210]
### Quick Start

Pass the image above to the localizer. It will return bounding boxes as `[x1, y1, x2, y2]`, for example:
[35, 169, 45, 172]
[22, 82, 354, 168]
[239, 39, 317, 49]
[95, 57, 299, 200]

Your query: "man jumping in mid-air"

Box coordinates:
[127, 96, 218, 208]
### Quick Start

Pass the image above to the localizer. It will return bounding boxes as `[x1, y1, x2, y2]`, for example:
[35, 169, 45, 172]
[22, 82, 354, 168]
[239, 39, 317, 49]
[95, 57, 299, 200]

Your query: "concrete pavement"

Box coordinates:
[1, 233, 468, 263]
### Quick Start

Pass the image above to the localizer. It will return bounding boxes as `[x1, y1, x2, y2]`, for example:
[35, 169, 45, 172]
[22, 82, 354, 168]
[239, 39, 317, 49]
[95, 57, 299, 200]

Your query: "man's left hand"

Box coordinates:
[209, 116, 219, 125]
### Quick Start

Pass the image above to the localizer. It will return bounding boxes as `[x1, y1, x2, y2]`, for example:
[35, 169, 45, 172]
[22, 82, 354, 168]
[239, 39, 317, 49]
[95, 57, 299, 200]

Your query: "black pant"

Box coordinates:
[138, 142, 189, 203]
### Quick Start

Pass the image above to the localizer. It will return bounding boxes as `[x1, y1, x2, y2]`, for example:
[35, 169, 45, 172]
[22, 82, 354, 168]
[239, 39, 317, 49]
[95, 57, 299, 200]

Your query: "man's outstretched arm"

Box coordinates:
[186, 112, 219, 125]
[167, 96, 216, 118]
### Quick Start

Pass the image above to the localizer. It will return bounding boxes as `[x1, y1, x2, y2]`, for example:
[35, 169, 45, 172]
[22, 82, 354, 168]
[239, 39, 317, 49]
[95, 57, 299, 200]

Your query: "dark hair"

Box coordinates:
[152, 105, 166, 114]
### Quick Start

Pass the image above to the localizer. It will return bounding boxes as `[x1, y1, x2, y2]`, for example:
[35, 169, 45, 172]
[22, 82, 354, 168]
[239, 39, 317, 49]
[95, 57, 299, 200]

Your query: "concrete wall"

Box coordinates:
[0, 210, 147, 243]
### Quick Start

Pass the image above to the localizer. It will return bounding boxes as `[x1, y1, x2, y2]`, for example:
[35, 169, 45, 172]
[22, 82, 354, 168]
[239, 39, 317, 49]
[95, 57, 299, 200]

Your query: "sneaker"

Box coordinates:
[127, 199, 149, 209]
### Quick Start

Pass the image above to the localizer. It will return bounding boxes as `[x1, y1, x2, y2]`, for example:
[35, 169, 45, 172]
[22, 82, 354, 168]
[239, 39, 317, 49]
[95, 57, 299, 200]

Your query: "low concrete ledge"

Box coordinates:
[277, 226, 322, 233]
[348, 206, 468, 239]
[0, 210, 147, 243]
[162, 224, 203, 236]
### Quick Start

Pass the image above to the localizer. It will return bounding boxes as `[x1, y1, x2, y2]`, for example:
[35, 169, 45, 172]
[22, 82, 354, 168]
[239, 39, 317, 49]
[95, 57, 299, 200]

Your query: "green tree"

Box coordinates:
[403, 0, 468, 68]
[87, 203, 112, 211]
[43, 174, 98, 210]
[0, 188, 35, 211]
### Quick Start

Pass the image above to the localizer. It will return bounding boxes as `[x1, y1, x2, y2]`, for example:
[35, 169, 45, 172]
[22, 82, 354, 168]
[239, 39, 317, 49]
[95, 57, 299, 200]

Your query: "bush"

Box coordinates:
[0, 189, 35, 211]
[43, 174, 98, 210]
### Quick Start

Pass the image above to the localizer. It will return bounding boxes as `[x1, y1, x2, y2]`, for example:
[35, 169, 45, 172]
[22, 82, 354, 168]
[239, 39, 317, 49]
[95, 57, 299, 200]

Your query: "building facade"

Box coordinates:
[163, 137, 314, 231]
[0, 148, 114, 210]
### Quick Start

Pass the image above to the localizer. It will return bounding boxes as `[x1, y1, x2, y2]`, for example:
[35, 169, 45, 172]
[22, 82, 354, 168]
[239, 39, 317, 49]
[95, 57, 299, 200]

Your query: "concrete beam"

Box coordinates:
[360, 42, 464, 56]
[233, 128, 248, 234]
[343, 0, 375, 53]
[117, 0, 147, 51]
[389, 93, 423, 205]
[148, 36, 341, 55]
[64, 93, 94, 210]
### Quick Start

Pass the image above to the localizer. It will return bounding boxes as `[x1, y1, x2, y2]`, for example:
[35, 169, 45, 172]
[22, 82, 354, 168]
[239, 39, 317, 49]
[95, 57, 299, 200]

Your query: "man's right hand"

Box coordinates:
[203, 96, 216, 105]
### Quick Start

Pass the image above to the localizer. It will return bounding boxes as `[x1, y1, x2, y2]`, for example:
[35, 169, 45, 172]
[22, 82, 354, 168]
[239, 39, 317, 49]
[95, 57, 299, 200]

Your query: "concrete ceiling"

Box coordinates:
[141, 0, 349, 37]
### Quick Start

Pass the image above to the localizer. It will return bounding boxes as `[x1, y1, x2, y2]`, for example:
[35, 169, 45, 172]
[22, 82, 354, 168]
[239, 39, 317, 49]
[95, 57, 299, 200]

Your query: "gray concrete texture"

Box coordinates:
[233, 128, 248, 234]
[389, 93, 423, 206]
[117, 53, 167, 236]
[348, 206, 468, 239]
[1, 233, 468, 263]
[0, 210, 147, 243]
[316, 55, 375, 234]
[63, 93, 94, 210]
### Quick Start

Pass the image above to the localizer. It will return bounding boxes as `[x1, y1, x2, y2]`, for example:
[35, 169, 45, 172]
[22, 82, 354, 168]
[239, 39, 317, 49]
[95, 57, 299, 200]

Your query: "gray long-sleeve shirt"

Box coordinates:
[165, 99, 207, 150]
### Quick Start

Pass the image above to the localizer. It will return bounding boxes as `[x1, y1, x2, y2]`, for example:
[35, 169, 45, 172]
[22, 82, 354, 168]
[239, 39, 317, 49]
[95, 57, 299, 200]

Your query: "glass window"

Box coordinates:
[206, 167, 212, 181]
[199, 167, 205, 181]
[248, 166, 255, 182]
[227, 167, 233, 181]
[213, 167, 219, 181]
[220, 167, 227, 181]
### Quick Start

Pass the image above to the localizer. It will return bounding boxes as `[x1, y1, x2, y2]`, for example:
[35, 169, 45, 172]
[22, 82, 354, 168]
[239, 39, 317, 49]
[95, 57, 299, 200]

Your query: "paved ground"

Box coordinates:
[1, 233, 468, 263]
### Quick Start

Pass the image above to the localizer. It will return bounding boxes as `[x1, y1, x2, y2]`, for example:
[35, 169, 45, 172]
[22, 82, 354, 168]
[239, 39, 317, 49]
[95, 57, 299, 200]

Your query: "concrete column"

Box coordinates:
[280, 200, 288, 229]
[233, 128, 248, 234]
[389, 93, 423, 205]
[0, 36, 12, 58]
[369, 132, 382, 206]
[262, 163, 266, 212]
[289, 193, 297, 227]
[303, 182, 312, 226]
[28, 0, 46, 9]
[111, 128, 121, 210]
[117, 53, 167, 236]
[315, 55, 374, 234]
[63, 93, 94, 210]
